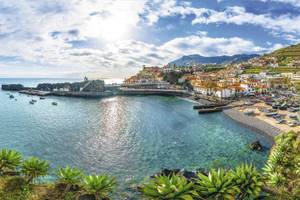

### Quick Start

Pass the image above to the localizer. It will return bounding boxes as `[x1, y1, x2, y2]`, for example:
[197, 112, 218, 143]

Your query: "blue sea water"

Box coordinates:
[0, 78, 271, 198]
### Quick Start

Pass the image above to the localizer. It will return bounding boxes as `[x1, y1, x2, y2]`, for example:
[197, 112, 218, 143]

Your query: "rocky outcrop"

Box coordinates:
[249, 140, 263, 151]
[1, 84, 24, 91]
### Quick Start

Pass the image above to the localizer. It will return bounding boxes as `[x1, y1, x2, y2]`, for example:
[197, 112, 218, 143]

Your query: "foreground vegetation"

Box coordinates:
[0, 131, 299, 199]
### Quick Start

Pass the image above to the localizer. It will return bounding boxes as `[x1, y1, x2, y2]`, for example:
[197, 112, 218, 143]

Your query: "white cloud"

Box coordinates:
[0, 0, 290, 78]
[142, 1, 300, 41]
[257, 0, 300, 7]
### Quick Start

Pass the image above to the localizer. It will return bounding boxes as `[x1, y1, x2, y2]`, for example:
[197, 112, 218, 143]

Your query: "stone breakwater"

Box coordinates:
[223, 108, 281, 143]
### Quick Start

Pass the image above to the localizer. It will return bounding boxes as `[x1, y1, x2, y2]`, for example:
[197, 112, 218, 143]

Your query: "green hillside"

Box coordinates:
[271, 43, 300, 65]
[272, 43, 300, 57]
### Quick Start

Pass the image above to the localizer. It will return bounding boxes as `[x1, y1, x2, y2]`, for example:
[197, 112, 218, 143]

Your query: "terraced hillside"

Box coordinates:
[271, 43, 300, 66]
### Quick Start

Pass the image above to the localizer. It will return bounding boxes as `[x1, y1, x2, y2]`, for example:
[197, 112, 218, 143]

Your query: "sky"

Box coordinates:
[0, 0, 300, 79]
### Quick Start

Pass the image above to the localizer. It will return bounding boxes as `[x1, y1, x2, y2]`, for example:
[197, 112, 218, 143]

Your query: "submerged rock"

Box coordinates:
[249, 140, 263, 151]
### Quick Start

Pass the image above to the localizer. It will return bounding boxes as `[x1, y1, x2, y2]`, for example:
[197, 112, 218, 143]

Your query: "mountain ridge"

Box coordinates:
[169, 54, 259, 66]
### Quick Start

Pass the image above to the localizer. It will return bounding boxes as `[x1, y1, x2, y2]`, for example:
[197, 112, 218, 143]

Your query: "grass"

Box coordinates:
[243, 66, 300, 74]
[0, 176, 78, 200]
[243, 67, 264, 74]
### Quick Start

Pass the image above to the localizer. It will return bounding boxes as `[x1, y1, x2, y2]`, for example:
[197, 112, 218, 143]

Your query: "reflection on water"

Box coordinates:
[0, 87, 271, 198]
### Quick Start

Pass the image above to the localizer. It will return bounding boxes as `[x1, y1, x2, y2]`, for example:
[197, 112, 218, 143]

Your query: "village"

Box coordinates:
[123, 55, 300, 132]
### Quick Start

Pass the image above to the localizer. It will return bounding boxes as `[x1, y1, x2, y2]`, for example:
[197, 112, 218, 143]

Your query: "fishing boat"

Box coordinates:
[288, 121, 298, 127]
[244, 109, 255, 116]
[9, 95, 14, 99]
[40, 97, 46, 100]
[276, 119, 286, 124]
[289, 114, 298, 119]
[265, 112, 277, 117]
[52, 102, 58, 106]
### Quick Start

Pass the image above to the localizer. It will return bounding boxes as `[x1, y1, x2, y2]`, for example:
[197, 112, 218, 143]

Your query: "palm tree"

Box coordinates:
[21, 157, 49, 184]
[56, 165, 84, 197]
[194, 168, 238, 200]
[82, 175, 116, 200]
[141, 174, 194, 200]
[0, 149, 22, 175]
[231, 163, 263, 200]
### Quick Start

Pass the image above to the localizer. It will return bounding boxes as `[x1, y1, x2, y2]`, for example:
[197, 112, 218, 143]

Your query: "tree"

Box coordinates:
[82, 175, 116, 200]
[141, 174, 194, 200]
[21, 157, 49, 184]
[231, 163, 263, 200]
[194, 168, 238, 200]
[56, 165, 84, 197]
[0, 149, 22, 175]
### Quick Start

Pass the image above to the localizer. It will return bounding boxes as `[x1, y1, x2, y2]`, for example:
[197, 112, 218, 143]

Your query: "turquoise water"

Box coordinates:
[0, 79, 271, 198]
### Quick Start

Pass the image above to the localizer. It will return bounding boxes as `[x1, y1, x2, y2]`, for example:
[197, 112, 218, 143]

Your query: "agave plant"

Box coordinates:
[194, 168, 238, 200]
[0, 149, 22, 175]
[231, 163, 263, 200]
[57, 165, 84, 197]
[83, 175, 116, 200]
[141, 174, 194, 200]
[263, 131, 300, 199]
[21, 157, 49, 184]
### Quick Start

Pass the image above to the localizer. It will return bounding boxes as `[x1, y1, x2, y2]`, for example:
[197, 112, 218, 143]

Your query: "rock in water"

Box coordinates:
[249, 140, 263, 151]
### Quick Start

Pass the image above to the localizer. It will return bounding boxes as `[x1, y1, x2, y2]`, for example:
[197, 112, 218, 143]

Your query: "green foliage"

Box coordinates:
[231, 163, 263, 199]
[57, 165, 84, 185]
[21, 157, 49, 184]
[57, 165, 84, 197]
[141, 174, 194, 200]
[0, 149, 22, 175]
[194, 168, 238, 200]
[83, 175, 116, 200]
[263, 131, 300, 198]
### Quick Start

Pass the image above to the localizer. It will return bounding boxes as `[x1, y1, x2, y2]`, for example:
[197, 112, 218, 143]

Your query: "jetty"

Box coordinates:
[119, 88, 190, 96]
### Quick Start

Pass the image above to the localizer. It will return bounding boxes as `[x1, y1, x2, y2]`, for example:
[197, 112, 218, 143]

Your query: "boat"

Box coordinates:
[288, 121, 298, 127]
[31, 99, 37, 103]
[288, 107, 299, 112]
[52, 102, 58, 106]
[40, 97, 46, 100]
[276, 119, 286, 124]
[265, 112, 277, 117]
[9, 95, 14, 99]
[244, 109, 255, 116]
[289, 115, 298, 119]
[29, 100, 35, 105]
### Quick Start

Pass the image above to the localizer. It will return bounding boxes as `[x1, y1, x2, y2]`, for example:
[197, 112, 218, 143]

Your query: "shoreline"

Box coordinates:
[223, 108, 281, 143]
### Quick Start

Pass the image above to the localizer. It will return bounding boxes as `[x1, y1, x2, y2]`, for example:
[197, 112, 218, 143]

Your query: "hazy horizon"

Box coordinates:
[1, 0, 300, 78]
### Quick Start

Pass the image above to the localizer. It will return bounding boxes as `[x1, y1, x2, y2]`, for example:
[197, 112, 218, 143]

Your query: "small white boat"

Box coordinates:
[288, 121, 298, 127]
[244, 109, 255, 116]
[265, 112, 277, 117]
